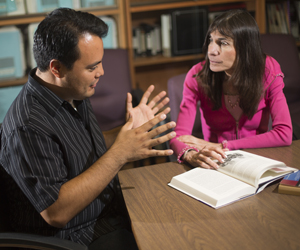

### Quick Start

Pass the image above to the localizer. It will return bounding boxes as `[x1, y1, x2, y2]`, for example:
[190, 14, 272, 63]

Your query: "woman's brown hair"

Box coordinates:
[197, 9, 265, 118]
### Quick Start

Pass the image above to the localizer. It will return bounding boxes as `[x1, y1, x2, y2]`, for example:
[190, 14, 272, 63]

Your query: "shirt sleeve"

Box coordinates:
[228, 74, 293, 150]
[169, 64, 202, 159]
[1, 126, 68, 213]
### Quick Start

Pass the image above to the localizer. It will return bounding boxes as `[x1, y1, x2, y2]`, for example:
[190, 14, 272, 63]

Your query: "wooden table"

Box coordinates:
[118, 140, 300, 250]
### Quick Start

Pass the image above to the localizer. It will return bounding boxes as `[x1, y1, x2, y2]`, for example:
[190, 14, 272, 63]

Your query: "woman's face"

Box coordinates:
[207, 30, 236, 76]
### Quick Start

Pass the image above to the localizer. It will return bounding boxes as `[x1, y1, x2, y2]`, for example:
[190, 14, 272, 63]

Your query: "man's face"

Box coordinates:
[62, 33, 104, 101]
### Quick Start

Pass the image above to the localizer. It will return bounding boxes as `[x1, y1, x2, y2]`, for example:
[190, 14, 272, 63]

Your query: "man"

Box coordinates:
[0, 8, 175, 249]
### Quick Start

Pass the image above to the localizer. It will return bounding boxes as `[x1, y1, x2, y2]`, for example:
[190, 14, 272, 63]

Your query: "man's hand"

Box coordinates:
[109, 112, 176, 165]
[177, 135, 221, 151]
[126, 85, 170, 129]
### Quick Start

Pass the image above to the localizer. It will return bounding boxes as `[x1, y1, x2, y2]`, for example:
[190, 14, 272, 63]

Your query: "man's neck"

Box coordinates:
[33, 68, 73, 105]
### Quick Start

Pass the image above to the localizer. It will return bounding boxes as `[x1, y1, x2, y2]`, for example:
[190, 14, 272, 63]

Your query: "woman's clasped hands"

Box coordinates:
[177, 135, 228, 170]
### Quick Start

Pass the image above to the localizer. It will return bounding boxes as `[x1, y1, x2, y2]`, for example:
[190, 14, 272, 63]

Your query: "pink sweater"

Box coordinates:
[170, 56, 293, 160]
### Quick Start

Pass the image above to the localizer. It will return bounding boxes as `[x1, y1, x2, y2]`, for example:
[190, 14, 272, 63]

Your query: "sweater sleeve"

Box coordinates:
[169, 64, 202, 159]
[228, 74, 293, 150]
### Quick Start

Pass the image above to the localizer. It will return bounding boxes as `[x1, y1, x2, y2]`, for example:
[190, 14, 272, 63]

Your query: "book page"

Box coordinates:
[168, 168, 256, 208]
[217, 150, 286, 188]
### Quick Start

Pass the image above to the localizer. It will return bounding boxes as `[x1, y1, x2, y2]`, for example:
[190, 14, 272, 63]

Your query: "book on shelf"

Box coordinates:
[266, 2, 289, 34]
[266, 1, 300, 39]
[278, 170, 300, 195]
[289, 1, 300, 39]
[132, 23, 162, 57]
[208, 2, 247, 25]
[161, 14, 172, 57]
[168, 150, 297, 209]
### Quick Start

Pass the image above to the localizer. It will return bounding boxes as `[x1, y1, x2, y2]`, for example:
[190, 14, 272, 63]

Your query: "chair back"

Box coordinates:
[260, 34, 300, 131]
[167, 73, 203, 138]
[89, 49, 132, 131]
[260, 34, 300, 104]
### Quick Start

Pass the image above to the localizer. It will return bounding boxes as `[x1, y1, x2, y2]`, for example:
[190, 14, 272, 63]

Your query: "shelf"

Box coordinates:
[0, 77, 27, 88]
[125, 0, 266, 95]
[0, 0, 127, 89]
[0, 5, 120, 26]
[130, 0, 250, 13]
[133, 54, 205, 67]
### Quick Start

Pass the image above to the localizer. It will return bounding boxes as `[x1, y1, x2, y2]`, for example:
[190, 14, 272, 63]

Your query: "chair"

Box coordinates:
[89, 48, 143, 149]
[0, 167, 87, 250]
[89, 49, 143, 148]
[260, 34, 300, 139]
[89, 49, 132, 132]
[167, 73, 203, 139]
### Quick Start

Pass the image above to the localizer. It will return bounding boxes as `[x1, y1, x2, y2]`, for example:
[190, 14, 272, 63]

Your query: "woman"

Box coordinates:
[169, 9, 292, 169]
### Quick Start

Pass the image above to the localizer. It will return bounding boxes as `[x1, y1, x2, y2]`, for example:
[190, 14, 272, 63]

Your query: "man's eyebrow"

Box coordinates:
[87, 60, 102, 68]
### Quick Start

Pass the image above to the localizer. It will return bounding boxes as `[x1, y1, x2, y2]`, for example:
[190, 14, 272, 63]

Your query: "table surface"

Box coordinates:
[118, 140, 300, 250]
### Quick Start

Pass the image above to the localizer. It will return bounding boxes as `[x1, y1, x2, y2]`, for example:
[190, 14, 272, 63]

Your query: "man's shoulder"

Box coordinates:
[2, 85, 50, 137]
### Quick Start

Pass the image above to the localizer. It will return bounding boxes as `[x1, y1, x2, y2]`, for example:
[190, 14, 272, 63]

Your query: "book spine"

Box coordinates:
[161, 14, 172, 57]
[278, 184, 300, 195]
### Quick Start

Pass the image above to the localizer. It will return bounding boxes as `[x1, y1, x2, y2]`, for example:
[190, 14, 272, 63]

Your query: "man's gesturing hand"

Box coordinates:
[109, 112, 176, 164]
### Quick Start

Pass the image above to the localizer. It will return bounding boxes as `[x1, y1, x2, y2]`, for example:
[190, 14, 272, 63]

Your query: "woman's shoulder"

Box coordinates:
[265, 55, 283, 75]
[264, 55, 284, 87]
[187, 60, 206, 78]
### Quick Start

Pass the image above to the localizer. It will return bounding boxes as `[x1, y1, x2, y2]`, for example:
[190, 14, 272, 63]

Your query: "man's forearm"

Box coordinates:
[40, 150, 124, 228]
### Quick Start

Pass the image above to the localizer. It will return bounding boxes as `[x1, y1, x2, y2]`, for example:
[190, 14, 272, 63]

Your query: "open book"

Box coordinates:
[168, 150, 297, 209]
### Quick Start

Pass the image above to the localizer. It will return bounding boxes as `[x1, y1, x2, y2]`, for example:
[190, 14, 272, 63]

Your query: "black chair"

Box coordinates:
[0, 167, 88, 250]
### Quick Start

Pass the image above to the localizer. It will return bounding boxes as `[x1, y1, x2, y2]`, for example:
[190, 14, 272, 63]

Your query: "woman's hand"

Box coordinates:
[184, 146, 227, 170]
[178, 135, 228, 169]
[126, 85, 170, 129]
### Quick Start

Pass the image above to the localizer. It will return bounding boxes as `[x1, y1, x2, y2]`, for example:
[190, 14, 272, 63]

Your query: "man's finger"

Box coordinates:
[151, 97, 170, 114]
[147, 121, 176, 140]
[140, 85, 155, 104]
[126, 92, 133, 112]
[147, 148, 174, 157]
[147, 91, 167, 109]
[137, 112, 168, 132]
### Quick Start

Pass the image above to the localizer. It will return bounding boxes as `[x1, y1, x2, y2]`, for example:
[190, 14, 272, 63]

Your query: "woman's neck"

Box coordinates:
[222, 78, 238, 95]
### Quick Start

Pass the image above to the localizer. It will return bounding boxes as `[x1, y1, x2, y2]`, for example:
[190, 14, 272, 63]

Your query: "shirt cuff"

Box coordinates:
[177, 146, 199, 163]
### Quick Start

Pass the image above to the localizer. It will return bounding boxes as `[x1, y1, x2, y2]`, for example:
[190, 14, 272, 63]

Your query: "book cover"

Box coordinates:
[278, 170, 300, 195]
[279, 170, 300, 186]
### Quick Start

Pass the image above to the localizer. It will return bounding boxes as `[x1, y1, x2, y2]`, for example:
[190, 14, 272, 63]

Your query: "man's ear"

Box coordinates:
[49, 59, 64, 78]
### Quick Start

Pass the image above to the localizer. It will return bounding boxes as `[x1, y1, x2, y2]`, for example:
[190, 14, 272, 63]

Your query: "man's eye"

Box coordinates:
[90, 66, 97, 71]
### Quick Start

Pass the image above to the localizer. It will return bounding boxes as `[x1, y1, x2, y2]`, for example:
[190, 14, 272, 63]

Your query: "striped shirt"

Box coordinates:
[0, 69, 120, 246]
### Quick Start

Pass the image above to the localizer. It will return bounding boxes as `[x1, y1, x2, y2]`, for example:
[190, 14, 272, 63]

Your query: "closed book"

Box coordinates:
[278, 170, 300, 196]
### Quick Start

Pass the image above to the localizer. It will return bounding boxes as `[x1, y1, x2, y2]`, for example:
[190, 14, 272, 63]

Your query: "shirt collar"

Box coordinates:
[26, 68, 83, 117]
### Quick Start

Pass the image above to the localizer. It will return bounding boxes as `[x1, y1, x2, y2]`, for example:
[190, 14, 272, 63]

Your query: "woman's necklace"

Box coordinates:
[223, 79, 240, 109]
[227, 95, 240, 109]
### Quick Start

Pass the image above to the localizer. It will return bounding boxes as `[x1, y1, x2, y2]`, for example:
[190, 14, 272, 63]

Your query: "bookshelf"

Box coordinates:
[0, 0, 127, 88]
[125, 0, 266, 97]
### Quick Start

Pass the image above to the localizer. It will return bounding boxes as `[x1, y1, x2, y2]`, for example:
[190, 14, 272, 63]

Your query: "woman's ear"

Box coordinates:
[49, 59, 64, 78]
